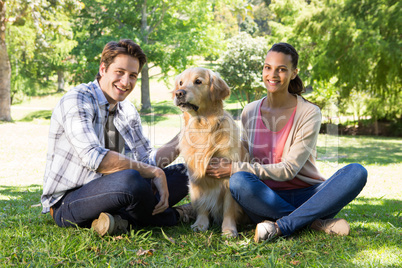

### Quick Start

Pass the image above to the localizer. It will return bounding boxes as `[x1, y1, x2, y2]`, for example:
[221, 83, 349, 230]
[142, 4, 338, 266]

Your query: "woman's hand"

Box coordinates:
[206, 157, 232, 179]
[150, 168, 169, 215]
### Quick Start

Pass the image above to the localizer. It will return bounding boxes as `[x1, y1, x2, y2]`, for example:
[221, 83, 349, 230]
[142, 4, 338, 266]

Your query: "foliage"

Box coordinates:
[218, 32, 268, 106]
[270, 0, 402, 121]
[5, 0, 81, 104]
[212, 1, 240, 40]
[239, 15, 259, 35]
[253, 0, 275, 36]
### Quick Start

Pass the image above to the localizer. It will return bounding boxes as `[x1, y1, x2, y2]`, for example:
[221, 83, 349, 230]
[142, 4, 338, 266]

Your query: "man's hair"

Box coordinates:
[96, 39, 147, 80]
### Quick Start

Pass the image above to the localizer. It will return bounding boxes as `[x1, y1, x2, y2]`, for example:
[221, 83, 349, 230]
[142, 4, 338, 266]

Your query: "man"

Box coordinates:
[41, 39, 193, 236]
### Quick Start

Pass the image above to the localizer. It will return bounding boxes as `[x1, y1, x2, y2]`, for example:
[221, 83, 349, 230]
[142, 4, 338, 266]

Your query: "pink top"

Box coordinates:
[253, 100, 311, 190]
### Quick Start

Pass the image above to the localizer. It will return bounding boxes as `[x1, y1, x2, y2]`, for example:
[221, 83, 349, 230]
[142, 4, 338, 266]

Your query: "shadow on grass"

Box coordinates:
[226, 108, 243, 120]
[17, 110, 53, 122]
[140, 101, 181, 125]
[344, 197, 402, 227]
[140, 101, 181, 116]
[141, 115, 170, 125]
[0, 185, 50, 230]
[0, 185, 43, 209]
[317, 136, 402, 165]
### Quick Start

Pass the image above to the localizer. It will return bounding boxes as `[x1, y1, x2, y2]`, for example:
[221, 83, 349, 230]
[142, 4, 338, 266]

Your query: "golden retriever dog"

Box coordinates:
[173, 67, 245, 237]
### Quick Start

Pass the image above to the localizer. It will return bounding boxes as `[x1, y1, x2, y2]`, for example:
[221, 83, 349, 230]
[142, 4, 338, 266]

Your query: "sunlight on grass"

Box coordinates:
[352, 246, 401, 267]
[353, 221, 399, 232]
[0, 195, 16, 201]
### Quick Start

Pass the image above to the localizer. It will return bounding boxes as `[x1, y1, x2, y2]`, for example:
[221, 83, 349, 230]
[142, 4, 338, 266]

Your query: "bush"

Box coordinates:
[218, 32, 268, 106]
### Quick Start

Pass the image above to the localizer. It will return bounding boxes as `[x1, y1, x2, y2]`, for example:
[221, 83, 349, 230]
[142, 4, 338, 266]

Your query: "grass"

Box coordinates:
[0, 183, 400, 267]
[1, 91, 401, 267]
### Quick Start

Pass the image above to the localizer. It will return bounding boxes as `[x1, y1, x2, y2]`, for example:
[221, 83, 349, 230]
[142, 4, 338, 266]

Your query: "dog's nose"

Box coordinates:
[175, 89, 186, 99]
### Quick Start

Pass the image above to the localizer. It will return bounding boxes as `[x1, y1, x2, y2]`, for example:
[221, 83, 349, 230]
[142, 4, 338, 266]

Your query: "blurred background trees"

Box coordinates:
[1, 0, 401, 133]
[1, 0, 81, 121]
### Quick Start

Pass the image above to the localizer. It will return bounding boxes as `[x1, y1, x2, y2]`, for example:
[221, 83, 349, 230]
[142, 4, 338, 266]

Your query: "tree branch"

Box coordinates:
[148, 3, 168, 35]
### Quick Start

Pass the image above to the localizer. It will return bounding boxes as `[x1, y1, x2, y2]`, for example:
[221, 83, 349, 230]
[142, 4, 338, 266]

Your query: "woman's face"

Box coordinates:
[262, 51, 298, 94]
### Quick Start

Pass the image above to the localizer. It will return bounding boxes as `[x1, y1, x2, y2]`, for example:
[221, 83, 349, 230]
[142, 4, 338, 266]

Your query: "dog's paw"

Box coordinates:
[222, 229, 238, 238]
[191, 222, 209, 232]
[191, 216, 209, 232]
[191, 215, 209, 232]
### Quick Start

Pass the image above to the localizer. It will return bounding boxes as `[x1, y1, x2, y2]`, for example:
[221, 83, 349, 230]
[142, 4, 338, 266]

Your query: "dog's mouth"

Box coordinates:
[177, 102, 199, 112]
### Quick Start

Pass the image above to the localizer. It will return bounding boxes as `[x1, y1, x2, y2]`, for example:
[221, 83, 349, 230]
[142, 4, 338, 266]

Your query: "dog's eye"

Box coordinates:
[179, 81, 183, 86]
[195, 79, 202, 85]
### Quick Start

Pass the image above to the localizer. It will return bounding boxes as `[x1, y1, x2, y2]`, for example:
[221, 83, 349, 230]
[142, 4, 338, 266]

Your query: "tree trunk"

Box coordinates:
[140, 63, 151, 111]
[139, 0, 151, 111]
[0, 2, 12, 121]
[57, 69, 65, 92]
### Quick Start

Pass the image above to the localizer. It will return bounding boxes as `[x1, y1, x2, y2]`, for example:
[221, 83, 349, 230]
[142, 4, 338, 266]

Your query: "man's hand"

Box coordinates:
[206, 157, 232, 179]
[151, 168, 169, 215]
[97, 151, 170, 215]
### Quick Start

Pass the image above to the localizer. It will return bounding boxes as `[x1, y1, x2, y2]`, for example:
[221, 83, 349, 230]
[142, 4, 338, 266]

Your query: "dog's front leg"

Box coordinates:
[221, 192, 239, 238]
[191, 208, 210, 232]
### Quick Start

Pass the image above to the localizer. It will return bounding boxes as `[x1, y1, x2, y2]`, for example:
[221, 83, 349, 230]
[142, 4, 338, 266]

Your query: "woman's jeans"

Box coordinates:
[51, 164, 189, 228]
[230, 163, 367, 236]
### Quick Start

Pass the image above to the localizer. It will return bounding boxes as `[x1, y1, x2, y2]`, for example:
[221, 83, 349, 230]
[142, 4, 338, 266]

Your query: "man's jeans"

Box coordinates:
[51, 164, 189, 228]
[229, 163, 367, 236]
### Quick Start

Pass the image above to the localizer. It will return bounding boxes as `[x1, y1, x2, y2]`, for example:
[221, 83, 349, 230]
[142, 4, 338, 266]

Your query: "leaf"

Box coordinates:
[136, 248, 155, 256]
[161, 228, 175, 244]
[290, 260, 301, 266]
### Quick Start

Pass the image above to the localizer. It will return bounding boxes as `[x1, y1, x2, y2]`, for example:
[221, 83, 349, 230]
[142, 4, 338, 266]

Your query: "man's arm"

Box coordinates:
[97, 150, 161, 178]
[97, 151, 169, 215]
[154, 133, 180, 168]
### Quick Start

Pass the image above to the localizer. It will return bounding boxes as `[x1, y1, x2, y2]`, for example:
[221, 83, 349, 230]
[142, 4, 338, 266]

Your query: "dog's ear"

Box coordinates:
[172, 73, 181, 99]
[209, 70, 230, 102]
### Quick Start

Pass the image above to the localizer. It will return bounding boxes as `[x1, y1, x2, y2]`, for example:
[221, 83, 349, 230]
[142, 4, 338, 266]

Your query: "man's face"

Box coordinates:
[98, 54, 140, 107]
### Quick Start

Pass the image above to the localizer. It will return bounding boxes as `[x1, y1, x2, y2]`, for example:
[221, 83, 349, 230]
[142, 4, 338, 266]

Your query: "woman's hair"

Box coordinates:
[268, 43, 305, 95]
[96, 39, 147, 80]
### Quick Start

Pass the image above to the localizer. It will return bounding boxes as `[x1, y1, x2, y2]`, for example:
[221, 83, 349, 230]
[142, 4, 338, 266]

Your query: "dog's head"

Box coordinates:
[173, 67, 230, 114]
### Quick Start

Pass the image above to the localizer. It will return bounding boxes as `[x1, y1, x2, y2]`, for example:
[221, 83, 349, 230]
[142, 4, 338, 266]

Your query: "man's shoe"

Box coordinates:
[254, 220, 279, 242]
[174, 203, 196, 223]
[91, 212, 128, 236]
[310, 218, 350, 236]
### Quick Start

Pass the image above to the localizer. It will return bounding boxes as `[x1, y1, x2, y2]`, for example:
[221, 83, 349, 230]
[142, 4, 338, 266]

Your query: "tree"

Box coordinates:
[218, 32, 268, 106]
[72, 0, 222, 111]
[252, 0, 274, 37]
[0, 1, 12, 121]
[1, 0, 81, 121]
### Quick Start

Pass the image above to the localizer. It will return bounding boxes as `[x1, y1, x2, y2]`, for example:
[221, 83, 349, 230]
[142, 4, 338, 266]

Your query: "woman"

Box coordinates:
[206, 42, 367, 242]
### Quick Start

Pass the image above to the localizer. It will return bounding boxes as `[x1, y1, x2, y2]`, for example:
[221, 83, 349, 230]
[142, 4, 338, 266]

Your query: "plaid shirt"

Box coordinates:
[41, 80, 156, 213]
